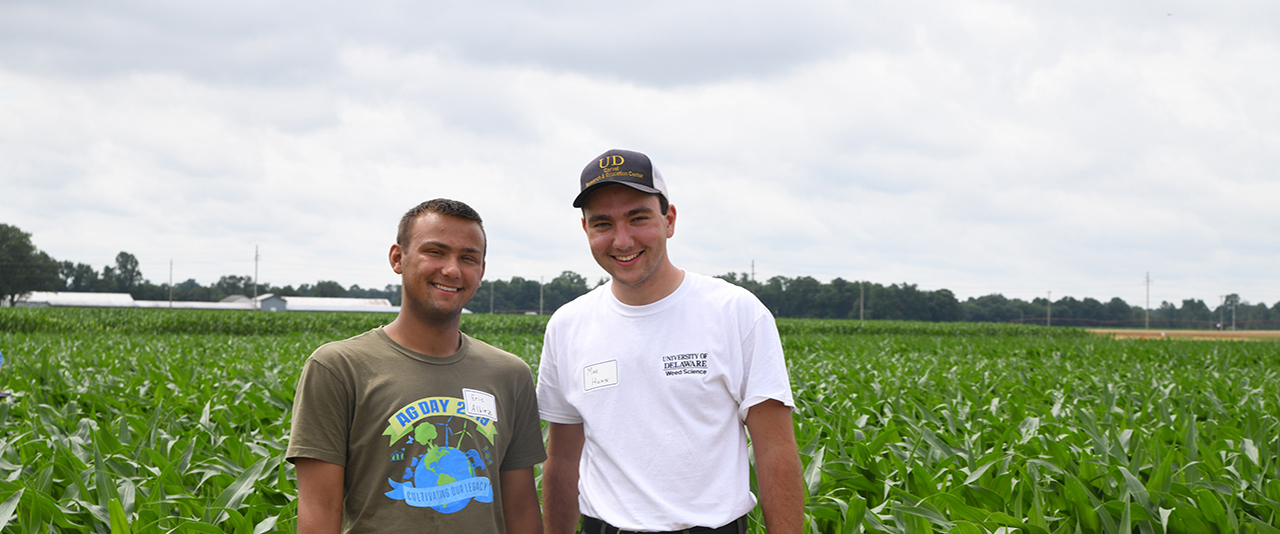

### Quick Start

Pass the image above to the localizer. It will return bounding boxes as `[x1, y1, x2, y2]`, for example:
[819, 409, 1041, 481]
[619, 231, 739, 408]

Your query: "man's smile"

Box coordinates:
[431, 283, 461, 293]
[613, 251, 641, 262]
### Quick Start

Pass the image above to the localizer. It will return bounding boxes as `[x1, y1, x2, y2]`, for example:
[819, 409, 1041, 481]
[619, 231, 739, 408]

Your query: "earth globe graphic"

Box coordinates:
[398, 446, 492, 513]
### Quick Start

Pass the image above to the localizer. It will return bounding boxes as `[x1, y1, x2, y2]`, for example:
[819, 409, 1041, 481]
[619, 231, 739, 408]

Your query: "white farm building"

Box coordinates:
[12, 292, 401, 313]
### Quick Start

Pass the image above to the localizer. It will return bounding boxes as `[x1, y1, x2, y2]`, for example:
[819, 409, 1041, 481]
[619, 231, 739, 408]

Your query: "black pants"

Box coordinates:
[580, 515, 748, 534]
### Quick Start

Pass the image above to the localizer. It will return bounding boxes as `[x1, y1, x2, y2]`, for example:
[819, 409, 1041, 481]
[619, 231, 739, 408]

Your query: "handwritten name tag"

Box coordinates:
[583, 360, 619, 392]
[462, 389, 498, 421]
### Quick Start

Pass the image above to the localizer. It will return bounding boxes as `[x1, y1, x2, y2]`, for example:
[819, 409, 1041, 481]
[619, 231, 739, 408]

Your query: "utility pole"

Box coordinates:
[1144, 272, 1150, 329]
[253, 245, 260, 310]
[1047, 291, 1052, 327]
[751, 260, 755, 284]
[1220, 295, 1225, 330]
[169, 259, 173, 309]
[1231, 295, 1236, 330]
[539, 276, 544, 315]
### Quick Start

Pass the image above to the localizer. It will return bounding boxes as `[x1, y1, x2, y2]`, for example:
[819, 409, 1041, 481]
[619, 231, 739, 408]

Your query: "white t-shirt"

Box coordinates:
[536, 272, 794, 531]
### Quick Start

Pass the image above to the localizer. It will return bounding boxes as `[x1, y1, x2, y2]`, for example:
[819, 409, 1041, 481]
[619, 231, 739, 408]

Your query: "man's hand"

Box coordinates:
[746, 400, 803, 534]
[295, 458, 344, 534]
[542, 423, 586, 534]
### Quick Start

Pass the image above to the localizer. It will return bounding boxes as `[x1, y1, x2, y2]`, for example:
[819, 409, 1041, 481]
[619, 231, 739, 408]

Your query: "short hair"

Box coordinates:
[580, 190, 669, 215]
[397, 198, 486, 254]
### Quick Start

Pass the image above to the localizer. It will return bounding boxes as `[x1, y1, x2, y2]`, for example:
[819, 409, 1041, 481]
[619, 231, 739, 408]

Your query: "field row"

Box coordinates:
[788, 333, 1280, 533]
[0, 308, 1091, 338]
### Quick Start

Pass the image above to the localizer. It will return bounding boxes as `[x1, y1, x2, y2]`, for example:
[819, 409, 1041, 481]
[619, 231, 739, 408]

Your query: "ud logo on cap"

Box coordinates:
[575, 148, 669, 208]
[599, 155, 625, 168]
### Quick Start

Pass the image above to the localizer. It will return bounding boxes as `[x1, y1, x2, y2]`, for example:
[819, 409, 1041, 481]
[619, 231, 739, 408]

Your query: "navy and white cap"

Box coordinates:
[573, 149, 669, 208]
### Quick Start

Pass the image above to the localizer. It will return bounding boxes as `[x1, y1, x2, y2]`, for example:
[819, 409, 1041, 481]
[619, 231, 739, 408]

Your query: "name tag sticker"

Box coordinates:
[584, 360, 619, 392]
[462, 389, 498, 421]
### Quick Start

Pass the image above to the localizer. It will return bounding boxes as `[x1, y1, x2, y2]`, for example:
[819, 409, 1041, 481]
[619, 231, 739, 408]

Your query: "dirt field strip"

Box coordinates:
[1089, 328, 1280, 341]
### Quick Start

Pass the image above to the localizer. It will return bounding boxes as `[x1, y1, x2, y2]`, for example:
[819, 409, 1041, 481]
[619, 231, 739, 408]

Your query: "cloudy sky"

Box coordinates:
[2, 0, 1277, 307]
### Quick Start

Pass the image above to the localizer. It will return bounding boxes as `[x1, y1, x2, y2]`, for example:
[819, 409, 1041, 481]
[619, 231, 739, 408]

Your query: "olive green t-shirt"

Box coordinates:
[287, 328, 546, 534]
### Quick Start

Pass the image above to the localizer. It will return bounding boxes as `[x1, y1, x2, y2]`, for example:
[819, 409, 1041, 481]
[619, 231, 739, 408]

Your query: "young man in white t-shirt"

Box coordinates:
[537, 149, 804, 534]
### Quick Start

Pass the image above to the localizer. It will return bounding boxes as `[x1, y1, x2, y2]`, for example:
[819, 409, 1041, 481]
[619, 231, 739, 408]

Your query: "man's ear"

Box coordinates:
[389, 243, 404, 274]
[664, 204, 677, 238]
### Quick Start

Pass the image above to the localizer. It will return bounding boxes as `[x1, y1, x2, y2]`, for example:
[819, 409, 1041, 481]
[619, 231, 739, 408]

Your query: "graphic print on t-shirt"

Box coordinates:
[381, 394, 498, 513]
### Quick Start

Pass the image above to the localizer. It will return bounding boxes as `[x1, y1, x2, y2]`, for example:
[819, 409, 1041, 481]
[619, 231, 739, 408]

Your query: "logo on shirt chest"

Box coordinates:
[661, 352, 708, 376]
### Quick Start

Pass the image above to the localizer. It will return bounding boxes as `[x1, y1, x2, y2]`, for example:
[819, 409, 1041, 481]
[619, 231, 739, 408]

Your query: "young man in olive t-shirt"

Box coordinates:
[287, 199, 546, 534]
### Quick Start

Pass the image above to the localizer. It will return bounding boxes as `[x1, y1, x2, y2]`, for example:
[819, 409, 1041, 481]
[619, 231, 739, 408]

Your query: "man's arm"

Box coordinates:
[500, 467, 544, 534]
[295, 458, 344, 534]
[745, 400, 804, 534]
[542, 422, 585, 534]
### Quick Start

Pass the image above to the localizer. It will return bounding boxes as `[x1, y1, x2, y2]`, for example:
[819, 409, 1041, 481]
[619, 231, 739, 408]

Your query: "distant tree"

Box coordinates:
[215, 275, 254, 298]
[112, 252, 143, 291]
[961, 294, 1021, 323]
[0, 223, 62, 305]
[1215, 294, 1246, 328]
[345, 283, 402, 305]
[780, 276, 822, 318]
[505, 277, 542, 312]
[715, 272, 760, 293]
[755, 276, 787, 316]
[173, 278, 217, 301]
[869, 283, 935, 321]
[100, 265, 120, 292]
[928, 289, 962, 322]
[272, 284, 301, 297]
[813, 278, 858, 319]
[1175, 299, 1212, 328]
[542, 271, 591, 311]
[312, 280, 346, 297]
[130, 281, 169, 301]
[384, 284, 403, 306]
[59, 261, 107, 292]
[1232, 301, 1271, 328]
[1148, 299, 1216, 329]
[1104, 297, 1134, 323]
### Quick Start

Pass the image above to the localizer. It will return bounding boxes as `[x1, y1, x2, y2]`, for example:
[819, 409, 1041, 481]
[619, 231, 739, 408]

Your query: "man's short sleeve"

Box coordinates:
[535, 323, 583, 424]
[737, 311, 794, 422]
[286, 357, 352, 466]
[501, 364, 549, 470]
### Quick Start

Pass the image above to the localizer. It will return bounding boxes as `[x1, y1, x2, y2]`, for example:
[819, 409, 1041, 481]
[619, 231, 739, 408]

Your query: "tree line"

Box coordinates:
[1, 223, 402, 306]
[5, 223, 1278, 328]
[715, 273, 1280, 330]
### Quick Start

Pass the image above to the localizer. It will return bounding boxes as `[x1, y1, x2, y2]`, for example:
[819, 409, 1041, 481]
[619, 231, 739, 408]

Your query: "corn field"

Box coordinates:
[0, 308, 1277, 533]
[784, 323, 1280, 533]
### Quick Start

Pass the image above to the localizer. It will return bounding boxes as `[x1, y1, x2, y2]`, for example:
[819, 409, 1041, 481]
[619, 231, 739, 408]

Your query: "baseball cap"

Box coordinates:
[573, 149, 669, 208]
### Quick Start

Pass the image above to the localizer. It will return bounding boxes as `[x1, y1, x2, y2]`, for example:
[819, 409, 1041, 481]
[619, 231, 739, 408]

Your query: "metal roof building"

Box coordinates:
[271, 296, 398, 313]
[12, 292, 401, 313]
[15, 292, 138, 308]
